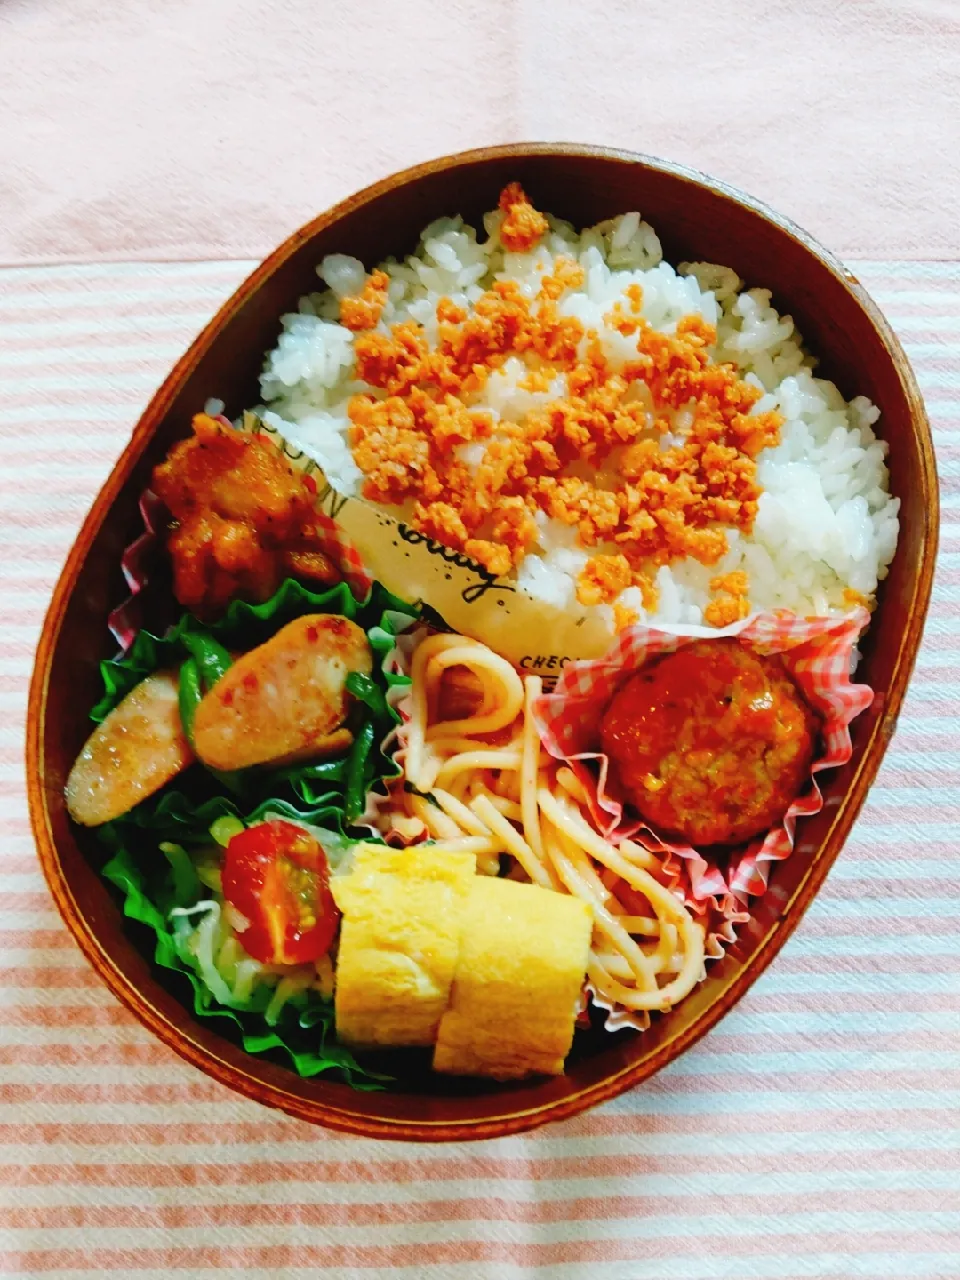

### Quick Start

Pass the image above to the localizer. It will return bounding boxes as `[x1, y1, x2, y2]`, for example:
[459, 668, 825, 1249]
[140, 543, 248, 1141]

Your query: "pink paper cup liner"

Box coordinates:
[531, 607, 874, 933]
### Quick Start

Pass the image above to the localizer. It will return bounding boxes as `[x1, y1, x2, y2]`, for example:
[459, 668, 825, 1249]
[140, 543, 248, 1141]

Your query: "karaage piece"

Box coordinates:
[152, 414, 340, 619]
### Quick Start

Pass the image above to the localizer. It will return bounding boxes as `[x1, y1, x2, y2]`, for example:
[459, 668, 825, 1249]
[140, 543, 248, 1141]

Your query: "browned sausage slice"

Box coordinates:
[66, 671, 194, 827]
[192, 614, 373, 771]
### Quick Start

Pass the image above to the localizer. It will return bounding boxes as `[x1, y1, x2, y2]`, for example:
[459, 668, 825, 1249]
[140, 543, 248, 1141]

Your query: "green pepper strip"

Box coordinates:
[271, 758, 347, 786]
[178, 656, 203, 748]
[345, 671, 389, 720]
[344, 721, 376, 823]
[178, 654, 244, 795]
[182, 632, 233, 692]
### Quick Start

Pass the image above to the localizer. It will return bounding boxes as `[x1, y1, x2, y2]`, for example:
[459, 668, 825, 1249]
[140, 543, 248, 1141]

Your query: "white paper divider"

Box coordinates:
[249, 412, 620, 676]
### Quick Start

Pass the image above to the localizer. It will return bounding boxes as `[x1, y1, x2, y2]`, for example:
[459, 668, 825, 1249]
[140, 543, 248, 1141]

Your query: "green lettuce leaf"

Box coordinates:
[102, 840, 386, 1086]
[100, 790, 389, 1086]
[90, 578, 415, 1086]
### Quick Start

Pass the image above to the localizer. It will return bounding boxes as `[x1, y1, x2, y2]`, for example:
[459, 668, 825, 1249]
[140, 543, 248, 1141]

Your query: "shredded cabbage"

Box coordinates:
[168, 868, 330, 1023]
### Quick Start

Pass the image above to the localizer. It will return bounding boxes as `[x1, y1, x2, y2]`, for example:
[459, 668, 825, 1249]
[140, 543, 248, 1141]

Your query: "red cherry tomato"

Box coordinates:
[221, 820, 339, 965]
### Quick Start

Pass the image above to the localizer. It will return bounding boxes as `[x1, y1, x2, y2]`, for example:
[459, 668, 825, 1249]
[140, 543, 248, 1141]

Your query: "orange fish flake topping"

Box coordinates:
[577, 554, 633, 606]
[339, 269, 390, 332]
[343, 186, 782, 600]
[842, 586, 870, 610]
[613, 602, 640, 633]
[704, 569, 751, 627]
[538, 256, 586, 300]
[498, 182, 549, 253]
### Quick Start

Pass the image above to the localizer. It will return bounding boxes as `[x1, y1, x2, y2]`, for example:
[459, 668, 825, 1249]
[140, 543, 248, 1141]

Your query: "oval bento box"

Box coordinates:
[26, 144, 938, 1141]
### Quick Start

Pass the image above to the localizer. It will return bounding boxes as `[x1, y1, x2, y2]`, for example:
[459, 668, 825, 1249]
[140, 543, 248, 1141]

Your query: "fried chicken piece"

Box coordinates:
[152, 415, 340, 620]
[192, 614, 372, 771]
[66, 672, 194, 826]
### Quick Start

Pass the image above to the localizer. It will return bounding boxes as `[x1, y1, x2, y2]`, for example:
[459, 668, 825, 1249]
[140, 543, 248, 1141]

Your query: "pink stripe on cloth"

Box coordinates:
[0, 260, 958, 1279]
[7, 1186, 960, 1228]
[5, 1235, 960, 1273]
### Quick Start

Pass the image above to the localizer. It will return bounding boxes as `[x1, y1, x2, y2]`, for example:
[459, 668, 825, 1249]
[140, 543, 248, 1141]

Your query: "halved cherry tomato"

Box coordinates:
[221, 820, 339, 965]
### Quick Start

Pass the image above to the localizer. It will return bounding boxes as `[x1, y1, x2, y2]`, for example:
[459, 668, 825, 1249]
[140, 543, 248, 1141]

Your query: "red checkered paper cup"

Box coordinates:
[531, 608, 874, 924]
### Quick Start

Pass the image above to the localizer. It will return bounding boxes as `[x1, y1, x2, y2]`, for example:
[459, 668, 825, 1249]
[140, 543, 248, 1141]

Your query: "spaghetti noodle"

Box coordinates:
[384, 632, 707, 1020]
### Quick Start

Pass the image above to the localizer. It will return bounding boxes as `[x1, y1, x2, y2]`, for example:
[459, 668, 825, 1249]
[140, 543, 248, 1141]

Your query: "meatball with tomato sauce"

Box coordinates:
[600, 640, 818, 847]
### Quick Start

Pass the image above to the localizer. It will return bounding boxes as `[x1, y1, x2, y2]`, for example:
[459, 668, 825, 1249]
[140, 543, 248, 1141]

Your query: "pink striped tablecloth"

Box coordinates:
[0, 260, 957, 1279]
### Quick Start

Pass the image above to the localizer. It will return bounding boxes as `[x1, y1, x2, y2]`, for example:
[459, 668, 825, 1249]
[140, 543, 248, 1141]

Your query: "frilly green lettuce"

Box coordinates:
[91, 579, 416, 1086]
[101, 800, 388, 1086]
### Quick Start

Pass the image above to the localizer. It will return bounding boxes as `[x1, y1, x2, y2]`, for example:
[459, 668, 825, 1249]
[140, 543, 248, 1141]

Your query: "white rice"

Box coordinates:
[254, 203, 899, 627]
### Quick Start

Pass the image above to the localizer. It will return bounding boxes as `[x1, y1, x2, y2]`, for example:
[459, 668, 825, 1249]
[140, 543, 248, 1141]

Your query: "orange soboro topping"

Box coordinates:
[704, 570, 751, 628]
[842, 586, 870, 610]
[498, 182, 550, 253]
[339, 268, 390, 332]
[576, 553, 634, 607]
[342, 187, 783, 620]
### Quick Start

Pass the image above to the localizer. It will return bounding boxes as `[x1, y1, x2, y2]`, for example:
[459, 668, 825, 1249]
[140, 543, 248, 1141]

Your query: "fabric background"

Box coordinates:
[1, 0, 958, 265]
[2, 3, 959, 1276]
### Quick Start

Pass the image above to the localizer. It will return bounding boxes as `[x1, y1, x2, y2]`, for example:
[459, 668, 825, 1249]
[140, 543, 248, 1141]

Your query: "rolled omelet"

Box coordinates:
[332, 844, 476, 1048]
[433, 877, 592, 1080]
